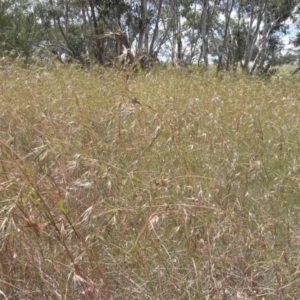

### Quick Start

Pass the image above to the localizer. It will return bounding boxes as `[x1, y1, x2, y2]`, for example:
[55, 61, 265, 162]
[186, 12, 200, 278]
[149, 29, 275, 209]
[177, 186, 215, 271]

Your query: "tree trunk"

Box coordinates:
[243, 0, 265, 74]
[251, 14, 281, 74]
[200, 0, 209, 69]
[170, 0, 181, 62]
[138, 0, 147, 53]
[189, 0, 199, 64]
[81, 0, 91, 68]
[177, 34, 182, 60]
[217, 0, 235, 73]
[149, 0, 163, 57]
[65, 0, 69, 50]
[48, 0, 60, 56]
[144, 21, 149, 53]
[88, 0, 104, 65]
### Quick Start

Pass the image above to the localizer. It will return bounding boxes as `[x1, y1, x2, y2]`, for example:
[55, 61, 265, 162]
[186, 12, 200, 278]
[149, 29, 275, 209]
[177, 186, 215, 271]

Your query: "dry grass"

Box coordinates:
[1, 62, 300, 299]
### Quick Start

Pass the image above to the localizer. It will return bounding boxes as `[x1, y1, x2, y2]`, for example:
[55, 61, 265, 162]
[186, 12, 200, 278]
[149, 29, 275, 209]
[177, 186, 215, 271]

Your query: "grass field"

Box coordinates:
[1, 62, 300, 299]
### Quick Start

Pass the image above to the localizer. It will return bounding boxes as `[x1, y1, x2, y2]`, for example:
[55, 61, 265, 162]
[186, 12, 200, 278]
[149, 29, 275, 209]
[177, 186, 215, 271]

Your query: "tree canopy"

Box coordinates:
[0, 0, 299, 73]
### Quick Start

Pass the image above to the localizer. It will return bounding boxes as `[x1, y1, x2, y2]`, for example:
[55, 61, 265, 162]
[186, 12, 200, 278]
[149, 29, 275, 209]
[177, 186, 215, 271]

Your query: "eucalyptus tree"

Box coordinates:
[147, 0, 176, 59]
[157, 0, 182, 61]
[291, 31, 300, 74]
[215, 0, 236, 72]
[149, 0, 163, 57]
[236, 0, 297, 74]
[64, 0, 131, 64]
[180, 0, 202, 64]
[250, 0, 297, 74]
[137, 0, 148, 51]
[41, 0, 92, 65]
[174, 0, 221, 67]
[198, 0, 210, 67]
[45, 0, 132, 65]
[91, 0, 155, 58]
[0, 0, 46, 62]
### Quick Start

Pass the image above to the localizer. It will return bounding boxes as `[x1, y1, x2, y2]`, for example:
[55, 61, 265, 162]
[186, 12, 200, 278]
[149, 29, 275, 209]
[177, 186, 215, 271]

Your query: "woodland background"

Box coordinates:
[1, 0, 300, 74]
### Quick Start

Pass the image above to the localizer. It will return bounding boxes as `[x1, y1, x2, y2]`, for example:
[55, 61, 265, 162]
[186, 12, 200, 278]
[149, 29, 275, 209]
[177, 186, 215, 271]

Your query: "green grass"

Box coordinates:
[1, 62, 300, 299]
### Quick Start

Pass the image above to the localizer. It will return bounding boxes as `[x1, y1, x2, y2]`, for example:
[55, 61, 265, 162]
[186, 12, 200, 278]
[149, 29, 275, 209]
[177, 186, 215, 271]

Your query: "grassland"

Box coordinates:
[1, 62, 300, 299]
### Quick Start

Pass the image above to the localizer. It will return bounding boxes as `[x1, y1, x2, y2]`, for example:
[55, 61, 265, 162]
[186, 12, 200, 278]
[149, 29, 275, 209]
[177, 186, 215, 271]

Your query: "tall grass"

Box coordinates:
[1, 62, 300, 299]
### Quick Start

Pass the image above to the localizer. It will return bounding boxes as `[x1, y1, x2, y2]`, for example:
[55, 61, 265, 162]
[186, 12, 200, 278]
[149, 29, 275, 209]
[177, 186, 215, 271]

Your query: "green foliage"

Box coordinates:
[274, 52, 298, 65]
[66, 24, 85, 58]
[0, 0, 44, 60]
[0, 0, 298, 70]
[293, 32, 300, 47]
